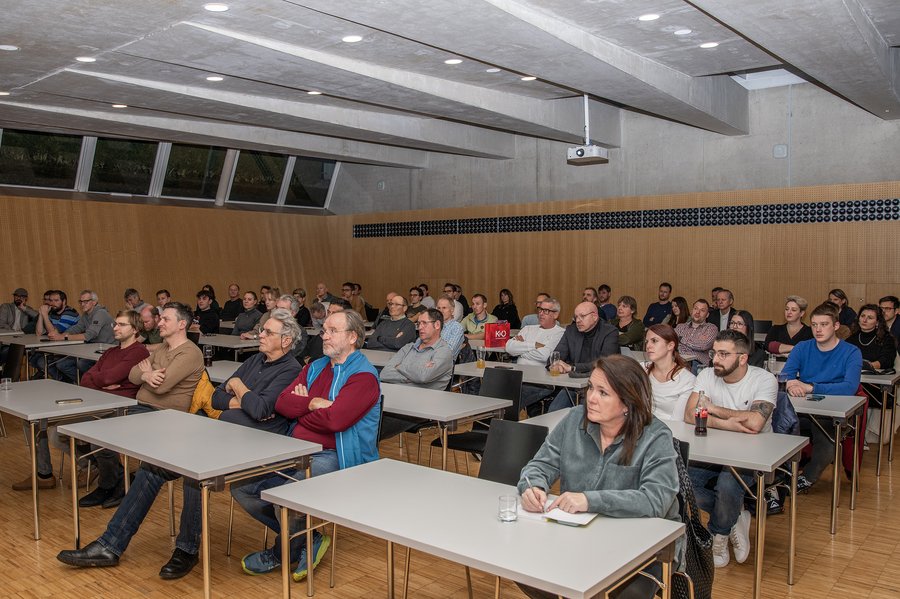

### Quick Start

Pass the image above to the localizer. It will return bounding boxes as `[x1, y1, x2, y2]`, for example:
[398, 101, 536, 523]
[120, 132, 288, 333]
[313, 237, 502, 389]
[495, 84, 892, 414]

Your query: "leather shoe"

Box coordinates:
[102, 484, 125, 509]
[159, 548, 199, 580]
[12, 474, 56, 491]
[79, 486, 115, 508]
[57, 540, 119, 568]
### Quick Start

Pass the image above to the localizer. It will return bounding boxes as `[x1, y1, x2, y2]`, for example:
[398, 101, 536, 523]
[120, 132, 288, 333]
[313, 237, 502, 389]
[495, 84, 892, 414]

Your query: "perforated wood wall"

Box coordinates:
[1, 180, 898, 323]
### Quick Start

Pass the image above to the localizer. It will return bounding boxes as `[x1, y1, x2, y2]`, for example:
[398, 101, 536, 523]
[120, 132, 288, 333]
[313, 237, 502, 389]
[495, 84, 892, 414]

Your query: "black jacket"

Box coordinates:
[553, 322, 620, 372]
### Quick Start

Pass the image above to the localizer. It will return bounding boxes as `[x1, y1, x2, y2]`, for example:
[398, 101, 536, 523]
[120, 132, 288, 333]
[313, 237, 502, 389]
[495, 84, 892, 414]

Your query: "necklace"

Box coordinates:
[857, 330, 876, 346]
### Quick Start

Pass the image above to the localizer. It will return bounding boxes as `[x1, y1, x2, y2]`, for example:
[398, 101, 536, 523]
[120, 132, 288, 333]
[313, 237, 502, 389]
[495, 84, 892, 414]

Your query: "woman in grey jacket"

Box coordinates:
[518, 355, 681, 599]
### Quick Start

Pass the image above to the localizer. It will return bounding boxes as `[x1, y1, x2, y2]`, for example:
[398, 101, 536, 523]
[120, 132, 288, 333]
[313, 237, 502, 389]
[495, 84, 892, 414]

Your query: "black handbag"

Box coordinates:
[672, 438, 715, 599]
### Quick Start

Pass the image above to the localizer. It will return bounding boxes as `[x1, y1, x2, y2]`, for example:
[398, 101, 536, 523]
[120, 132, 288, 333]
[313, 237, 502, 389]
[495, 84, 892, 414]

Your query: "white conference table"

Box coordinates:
[206, 360, 243, 384]
[196, 333, 259, 360]
[360, 348, 395, 367]
[454, 360, 589, 389]
[0, 334, 85, 380]
[859, 371, 900, 475]
[39, 342, 114, 382]
[59, 409, 321, 599]
[0, 379, 135, 540]
[524, 408, 807, 599]
[263, 458, 684, 599]
[467, 339, 509, 354]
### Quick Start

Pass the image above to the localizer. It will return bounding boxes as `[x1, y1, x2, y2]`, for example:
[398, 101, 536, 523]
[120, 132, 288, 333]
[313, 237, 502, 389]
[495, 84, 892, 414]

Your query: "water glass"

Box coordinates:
[475, 347, 486, 368]
[0, 377, 11, 391]
[549, 351, 561, 376]
[498, 495, 518, 522]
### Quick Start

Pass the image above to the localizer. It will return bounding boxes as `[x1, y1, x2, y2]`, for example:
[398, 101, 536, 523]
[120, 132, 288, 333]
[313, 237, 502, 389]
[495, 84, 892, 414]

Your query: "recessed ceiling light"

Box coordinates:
[111, 104, 128, 108]
[203, 3, 229, 11]
[674, 29, 692, 36]
[638, 14, 660, 21]
[0, 92, 10, 96]
[307, 90, 322, 95]
[342, 35, 363, 43]
[485, 68, 501, 73]
[520, 76, 537, 81]
[206, 75, 224, 82]
[75, 56, 96, 63]
[0, 45, 19, 51]
[699, 42, 719, 49]
[444, 59, 462, 65]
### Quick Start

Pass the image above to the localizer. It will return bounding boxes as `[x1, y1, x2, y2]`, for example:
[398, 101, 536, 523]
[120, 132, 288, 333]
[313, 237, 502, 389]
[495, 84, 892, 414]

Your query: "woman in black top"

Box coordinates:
[667, 296, 690, 326]
[491, 288, 521, 329]
[828, 288, 857, 327]
[729, 310, 766, 367]
[765, 295, 813, 358]
[847, 304, 896, 370]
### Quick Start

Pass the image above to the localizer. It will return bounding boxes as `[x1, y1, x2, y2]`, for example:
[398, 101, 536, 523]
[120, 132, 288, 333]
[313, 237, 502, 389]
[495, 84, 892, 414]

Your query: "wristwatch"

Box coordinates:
[64, 335, 68, 340]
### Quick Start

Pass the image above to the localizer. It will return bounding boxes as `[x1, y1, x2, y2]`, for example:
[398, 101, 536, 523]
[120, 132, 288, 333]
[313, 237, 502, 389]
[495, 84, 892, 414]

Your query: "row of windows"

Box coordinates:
[354, 199, 900, 237]
[0, 129, 336, 209]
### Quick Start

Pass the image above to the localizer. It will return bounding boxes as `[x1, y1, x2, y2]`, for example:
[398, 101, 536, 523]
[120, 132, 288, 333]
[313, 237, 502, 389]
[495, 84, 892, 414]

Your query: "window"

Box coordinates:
[0, 129, 82, 189]
[284, 157, 335, 208]
[162, 143, 226, 200]
[89, 138, 157, 194]
[228, 150, 287, 204]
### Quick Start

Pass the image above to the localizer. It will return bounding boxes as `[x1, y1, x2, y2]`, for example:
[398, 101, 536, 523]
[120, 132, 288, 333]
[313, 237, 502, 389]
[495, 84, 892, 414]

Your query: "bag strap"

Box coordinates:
[673, 438, 705, 529]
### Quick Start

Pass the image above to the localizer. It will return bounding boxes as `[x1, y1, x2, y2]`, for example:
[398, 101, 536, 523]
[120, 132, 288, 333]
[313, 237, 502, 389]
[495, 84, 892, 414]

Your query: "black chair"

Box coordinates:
[427, 367, 524, 473]
[187, 331, 201, 345]
[0, 343, 26, 437]
[755, 320, 773, 335]
[403, 419, 549, 599]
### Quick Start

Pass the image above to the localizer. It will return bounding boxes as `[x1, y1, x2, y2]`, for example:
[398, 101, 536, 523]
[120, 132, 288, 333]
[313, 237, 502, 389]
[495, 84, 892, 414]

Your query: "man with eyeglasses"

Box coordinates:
[782, 302, 862, 493]
[520, 292, 552, 327]
[675, 299, 719, 373]
[545, 302, 619, 412]
[233, 309, 380, 580]
[47, 290, 115, 383]
[878, 295, 900, 344]
[443, 283, 465, 321]
[380, 308, 453, 391]
[435, 296, 465, 359]
[406, 287, 428, 322]
[58, 302, 207, 579]
[367, 293, 416, 351]
[683, 329, 778, 569]
[506, 297, 566, 415]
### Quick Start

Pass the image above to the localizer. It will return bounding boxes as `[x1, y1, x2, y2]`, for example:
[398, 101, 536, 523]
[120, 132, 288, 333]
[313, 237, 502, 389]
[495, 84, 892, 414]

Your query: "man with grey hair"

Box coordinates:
[47, 290, 115, 383]
[380, 308, 453, 391]
[506, 297, 567, 415]
[123, 288, 149, 313]
[268, 294, 309, 357]
[520, 292, 552, 327]
[367, 293, 416, 351]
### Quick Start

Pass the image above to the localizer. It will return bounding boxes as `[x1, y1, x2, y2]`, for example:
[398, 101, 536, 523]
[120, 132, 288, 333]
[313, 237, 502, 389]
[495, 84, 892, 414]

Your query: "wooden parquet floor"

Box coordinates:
[0, 414, 898, 598]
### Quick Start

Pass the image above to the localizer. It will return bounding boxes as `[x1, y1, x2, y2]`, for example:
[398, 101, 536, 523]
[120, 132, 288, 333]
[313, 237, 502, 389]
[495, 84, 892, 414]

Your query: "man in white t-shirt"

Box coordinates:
[507, 297, 566, 415]
[683, 329, 777, 569]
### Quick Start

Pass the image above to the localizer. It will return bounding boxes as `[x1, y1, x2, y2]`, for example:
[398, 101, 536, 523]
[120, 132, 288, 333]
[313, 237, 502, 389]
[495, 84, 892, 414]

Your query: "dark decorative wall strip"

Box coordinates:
[353, 198, 900, 238]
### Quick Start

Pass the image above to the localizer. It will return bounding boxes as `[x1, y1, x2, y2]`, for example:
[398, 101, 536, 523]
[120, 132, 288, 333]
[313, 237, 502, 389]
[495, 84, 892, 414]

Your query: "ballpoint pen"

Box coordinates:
[524, 475, 545, 513]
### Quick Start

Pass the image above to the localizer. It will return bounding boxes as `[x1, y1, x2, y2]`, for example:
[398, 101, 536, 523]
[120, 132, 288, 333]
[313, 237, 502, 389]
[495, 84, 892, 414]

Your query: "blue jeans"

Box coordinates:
[231, 450, 339, 563]
[547, 388, 579, 412]
[97, 464, 202, 557]
[798, 415, 834, 484]
[93, 404, 158, 490]
[689, 464, 755, 536]
[49, 356, 93, 384]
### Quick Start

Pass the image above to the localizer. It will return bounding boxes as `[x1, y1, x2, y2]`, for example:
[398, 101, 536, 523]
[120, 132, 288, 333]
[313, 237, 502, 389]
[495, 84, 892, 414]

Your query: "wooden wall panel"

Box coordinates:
[1, 180, 898, 325]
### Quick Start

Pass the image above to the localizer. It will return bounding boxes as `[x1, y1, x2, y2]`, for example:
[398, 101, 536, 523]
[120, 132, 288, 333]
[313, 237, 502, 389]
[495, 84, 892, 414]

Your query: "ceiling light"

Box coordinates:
[0, 92, 10, 96]
[111, 104, 128, 108]
[699, 42, 719, 49]
[485, 68, 501, 73]
[520, 76, 537, 81]
[638, 14, 660, 21]
[444, 59, 462, 65]
[342, 35, 363, 43]
[203, 3, 229, 11]
[674, 29, 692, 36]
[0, 45, 19, 51]
[75, 56, 96, 63]
[206, 75, 224, 81]
[307, 90, 322, 95]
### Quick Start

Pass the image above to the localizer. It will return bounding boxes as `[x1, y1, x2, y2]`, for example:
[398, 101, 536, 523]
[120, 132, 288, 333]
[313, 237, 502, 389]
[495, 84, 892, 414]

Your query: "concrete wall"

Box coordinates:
[328, 84, 900, 214]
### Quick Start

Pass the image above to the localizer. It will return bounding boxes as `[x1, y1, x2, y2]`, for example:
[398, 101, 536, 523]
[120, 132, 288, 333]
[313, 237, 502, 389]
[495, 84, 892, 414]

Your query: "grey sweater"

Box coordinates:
[379, 338, 453, 390]
[366, 317, 417, 351]
[66, 305, 115, 344]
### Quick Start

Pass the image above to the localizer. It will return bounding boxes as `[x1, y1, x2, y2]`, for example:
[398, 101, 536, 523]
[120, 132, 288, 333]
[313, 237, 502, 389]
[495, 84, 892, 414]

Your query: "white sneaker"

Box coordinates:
[730, 509, 752, 564]
[712, 533, 730, 568]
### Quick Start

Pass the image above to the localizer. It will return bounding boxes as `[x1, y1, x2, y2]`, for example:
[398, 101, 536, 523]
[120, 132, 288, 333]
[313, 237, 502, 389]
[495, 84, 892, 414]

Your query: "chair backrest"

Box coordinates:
[2, 343, 26, 381]
[187, 331, 201, 345]
[479, 367, 524, 421]
[478, 419, 549, 485]
[755, 320, 773, 334]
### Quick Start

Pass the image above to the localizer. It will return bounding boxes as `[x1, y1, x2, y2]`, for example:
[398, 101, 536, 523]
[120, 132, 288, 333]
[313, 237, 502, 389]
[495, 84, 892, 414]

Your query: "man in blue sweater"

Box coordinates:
[782, 302, 862, 491]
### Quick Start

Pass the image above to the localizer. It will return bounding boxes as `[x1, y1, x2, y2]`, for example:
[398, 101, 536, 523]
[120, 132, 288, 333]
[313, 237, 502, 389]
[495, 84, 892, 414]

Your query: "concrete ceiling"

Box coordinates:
[0, 0, 897, 167]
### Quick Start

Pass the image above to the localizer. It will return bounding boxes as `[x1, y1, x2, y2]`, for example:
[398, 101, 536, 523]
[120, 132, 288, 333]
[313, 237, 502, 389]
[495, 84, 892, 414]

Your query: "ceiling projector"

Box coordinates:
[567, 145, 609, 165]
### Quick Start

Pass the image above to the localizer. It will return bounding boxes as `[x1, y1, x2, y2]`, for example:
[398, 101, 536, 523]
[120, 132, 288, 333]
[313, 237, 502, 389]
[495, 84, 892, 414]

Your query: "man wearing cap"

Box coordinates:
[0, 288, 38, 333]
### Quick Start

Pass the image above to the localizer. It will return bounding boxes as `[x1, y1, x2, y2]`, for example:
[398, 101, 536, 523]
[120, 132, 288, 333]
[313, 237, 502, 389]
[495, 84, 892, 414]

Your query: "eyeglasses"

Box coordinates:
[322, 328, 350, 336]
[537, 307, 559, 314]
[388, 302, 406, 308]
[574, 312, 595, 321]
[79, 299, 93, 304]
[257, 326, 287, 337]
[709, 350, 746, 360]
[415, 320, 437, 329]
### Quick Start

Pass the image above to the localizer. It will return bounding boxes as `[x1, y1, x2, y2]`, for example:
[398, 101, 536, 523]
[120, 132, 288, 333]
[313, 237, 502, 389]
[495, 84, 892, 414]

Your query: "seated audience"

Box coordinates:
[461, 294, 498, 340]
[0, 287, 37, 333]
[764, 296, 813, 358]
[232, 310, 379, 580]
[155, 289, 171, 308]
[48, 290, 115, 383]
[684, 330, 777, 568]
[783, 302, 862, 492]
[642, 282, 673, 327]
[520, 292, 551, 327]
[291, 288, 312, 327]
[669, 296, 690, 326]
[406, 287, 428, 322]
[418, 283, 435, 309]
[847, 304, 896, 371]
[518, 355, 679, 599]
[257, 295, 309, 358]
[582, 287, 600, 311]
[29, 290, 79, 375]
[612, 295, 645, 351]
[435, 296, 465, 359]
[232, 292, 262, 337]
[139, 305, 162, 347]
[878, 295, 900, 344]
[314, 283, 336, 305]
[380, 308, 453, 391]
[675, 299, 718, 371]
[828, 288, 857, 327]
[491, 288, 521, 329]
[342, 281, 366, 319]
[506, 297, 565, 414]
[123, 288, 150, 313]
[708, 289, 736, 330]
[191, 289, 220, 335]
[199, 284, 221, 312]
[729, 310, 766, 367]
[366, 294, 416, 351]
[597, 284, 616, 321]
[220, 283, 243, 321]
[643, 324, 695, 422]
[309, 301, 327, 329]
[442, 283, 464, 321]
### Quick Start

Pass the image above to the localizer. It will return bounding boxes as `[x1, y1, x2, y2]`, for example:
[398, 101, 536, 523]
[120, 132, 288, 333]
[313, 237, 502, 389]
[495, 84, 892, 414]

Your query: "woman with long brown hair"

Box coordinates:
[643, 324, 696, 421]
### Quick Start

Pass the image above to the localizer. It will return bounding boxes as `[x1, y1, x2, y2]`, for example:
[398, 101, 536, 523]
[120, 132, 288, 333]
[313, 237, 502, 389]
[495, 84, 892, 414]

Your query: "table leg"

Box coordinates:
[280, 506, 291, 599]
[851, 412, 860, 510]
[660, 558, 672, 599]
[30, 421, 40, 540]
[877, 386, 888, 475]
[71, 435, 81, 549]
[889, 383, 897, 463]
[752, 472, 766, 599]
[830, 420, 842, 535]
[202, 484, 211, 599]
[441, 427, 448, 471]
[307, 512, 315, 597]
[123, 455, 130, 493]
[386, 540, 395, 599]
[788, 459, 798, 584]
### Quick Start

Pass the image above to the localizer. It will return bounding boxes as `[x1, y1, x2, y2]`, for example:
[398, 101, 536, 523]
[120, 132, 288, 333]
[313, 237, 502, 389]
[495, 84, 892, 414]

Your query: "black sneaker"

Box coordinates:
[765, 486, 784, 515]
[796, 474, 813, 494]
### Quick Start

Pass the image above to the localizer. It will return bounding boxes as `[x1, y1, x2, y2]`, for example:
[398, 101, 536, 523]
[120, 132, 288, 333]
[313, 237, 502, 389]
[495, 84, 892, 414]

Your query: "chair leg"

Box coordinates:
[58, 445, 66, 483]
[464, 452, 470, 477]
[402, 547, 412, 599]
[167, 481, 175, 537]
[226, 495, 235, 556]
[428, 443, 434, 469]
[330, 522, 337, 588]
[84, 460, 91, 492]
[263, 525, 268, 550]
[453, 449, 459, 474]
[465, 566, 473, 599]
[0, 413, 7, 437]
[415, 432, 424, 465]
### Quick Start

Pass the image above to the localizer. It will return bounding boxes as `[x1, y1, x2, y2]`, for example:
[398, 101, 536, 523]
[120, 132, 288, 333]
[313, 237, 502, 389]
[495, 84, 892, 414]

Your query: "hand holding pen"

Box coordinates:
[522, 476, 547, 513]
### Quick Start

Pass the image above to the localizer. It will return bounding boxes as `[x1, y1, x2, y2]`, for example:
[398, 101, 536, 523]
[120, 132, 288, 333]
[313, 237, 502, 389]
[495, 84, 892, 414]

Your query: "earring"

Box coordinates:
[623, 410, 628, 415]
